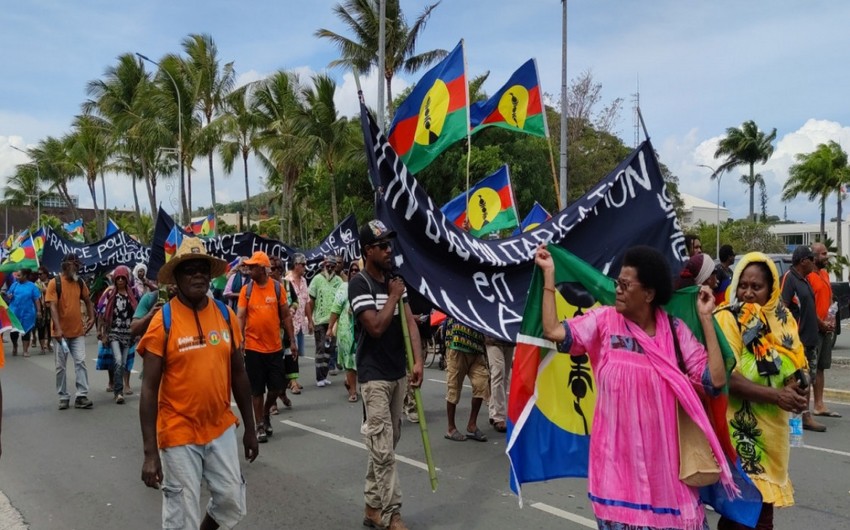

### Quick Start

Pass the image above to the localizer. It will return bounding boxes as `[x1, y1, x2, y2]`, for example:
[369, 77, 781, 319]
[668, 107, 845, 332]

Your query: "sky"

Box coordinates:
[2, 0, 850, 227]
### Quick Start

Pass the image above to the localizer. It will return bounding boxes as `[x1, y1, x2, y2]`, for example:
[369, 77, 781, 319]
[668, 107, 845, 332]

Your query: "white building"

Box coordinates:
[680, 193, 730, 227]
[769, 219, 850, 280]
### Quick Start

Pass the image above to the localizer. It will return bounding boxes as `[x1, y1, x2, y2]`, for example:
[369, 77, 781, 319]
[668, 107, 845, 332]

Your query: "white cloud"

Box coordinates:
[334, 66, 410, 120]
[661, 119, 850, 224]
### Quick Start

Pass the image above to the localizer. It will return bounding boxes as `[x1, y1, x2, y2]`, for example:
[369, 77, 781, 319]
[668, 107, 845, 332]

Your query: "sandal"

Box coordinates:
[348, 394, 358, 402]
[444, 430, 467, 442]
[270, 405, 280, 416]
[124, 388, 134, 395]
[493, 421, 507, 433]
[466, 428, 488, 442]
[281, 395, 292, 409]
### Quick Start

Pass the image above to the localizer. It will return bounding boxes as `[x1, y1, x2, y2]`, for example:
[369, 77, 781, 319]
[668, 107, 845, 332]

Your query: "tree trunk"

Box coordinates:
[100, 170, 108, 237]
[187, 165, 193, 221]
[837, 187, 843, 258]
[132, 174, 142, 235]
[329, 169, 338, 226]
[88, 177, 101, 239]
[179, 162, 188, 225]
[243, 151, 250, 229]
[385, 74, 394, 122]
[749, 163, 756, 221]
[820, 196, 826, 242]
[208, 152, 216, 216]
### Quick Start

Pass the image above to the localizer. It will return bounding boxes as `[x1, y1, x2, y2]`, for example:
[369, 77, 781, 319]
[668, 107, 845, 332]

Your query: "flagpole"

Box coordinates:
[559, 0, 569, 209]
[462, 39, 472, 223]
[531, 59, 562, 211]
[377, 0, 386, 129]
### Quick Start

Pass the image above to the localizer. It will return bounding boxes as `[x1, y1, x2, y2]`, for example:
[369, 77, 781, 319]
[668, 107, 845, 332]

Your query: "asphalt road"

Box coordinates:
[0, 334, 848, 529]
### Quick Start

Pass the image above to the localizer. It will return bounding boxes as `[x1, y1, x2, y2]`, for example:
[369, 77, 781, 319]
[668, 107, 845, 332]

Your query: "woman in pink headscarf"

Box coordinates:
[98, 266, 138, 404]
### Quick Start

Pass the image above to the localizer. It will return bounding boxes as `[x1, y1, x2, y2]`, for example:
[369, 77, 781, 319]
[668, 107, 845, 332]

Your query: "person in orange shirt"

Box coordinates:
[237, 251, 296, 443]
[45, 254, 96, 410]
[807, 242, 842, 418]
[138, 238, 257, 530]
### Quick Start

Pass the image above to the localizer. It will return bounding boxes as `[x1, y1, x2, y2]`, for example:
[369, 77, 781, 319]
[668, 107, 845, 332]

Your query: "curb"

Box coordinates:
[824, 388, 850, 404]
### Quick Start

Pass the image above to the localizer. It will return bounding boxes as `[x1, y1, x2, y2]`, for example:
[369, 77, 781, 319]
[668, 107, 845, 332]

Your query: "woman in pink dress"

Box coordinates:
[536, 244, 734, 530]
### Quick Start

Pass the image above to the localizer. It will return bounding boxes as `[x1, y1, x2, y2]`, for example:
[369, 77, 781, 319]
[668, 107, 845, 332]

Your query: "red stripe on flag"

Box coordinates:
[445, 74, 467, 113]
[388, 115, 418, 157]
[481, 85, 542, 126]
[497, 186, 513, 208]
[508, 342, 543, 423]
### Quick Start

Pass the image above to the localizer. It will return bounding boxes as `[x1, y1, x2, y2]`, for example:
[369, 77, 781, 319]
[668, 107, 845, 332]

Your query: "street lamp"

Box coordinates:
[10, 145, 42, 229]
[698, 164, 725, 258]
[136, 52, 184, 225]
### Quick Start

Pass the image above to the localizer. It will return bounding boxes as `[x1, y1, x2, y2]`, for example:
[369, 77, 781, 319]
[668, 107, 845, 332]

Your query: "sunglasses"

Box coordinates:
[350, 268, 360, 274]
[176, 263, 211, 276]
[370, 241, 392, 251]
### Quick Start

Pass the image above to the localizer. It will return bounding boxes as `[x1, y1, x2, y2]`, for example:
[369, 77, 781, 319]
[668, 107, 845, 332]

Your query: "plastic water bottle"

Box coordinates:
[827, 302, 838, 327]
[323, 337, 333, 352]
[60, 338, 71, 356]
[789, 413, 804, 447]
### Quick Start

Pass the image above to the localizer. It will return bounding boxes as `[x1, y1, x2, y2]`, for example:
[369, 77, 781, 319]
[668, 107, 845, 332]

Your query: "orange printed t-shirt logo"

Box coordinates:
[135, 300, 243, 450]
[238, 280, 286, 353]
[208, 330, 221, 346]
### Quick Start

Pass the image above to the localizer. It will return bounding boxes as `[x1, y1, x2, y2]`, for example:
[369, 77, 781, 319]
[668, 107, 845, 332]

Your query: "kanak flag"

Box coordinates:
[470, 58, 546, 138]
[387, 40, 467, 174]
[440, 165, 519, 238]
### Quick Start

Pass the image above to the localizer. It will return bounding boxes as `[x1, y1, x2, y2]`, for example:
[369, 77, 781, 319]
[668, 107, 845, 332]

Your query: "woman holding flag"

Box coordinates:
[535, 244, 734, 530]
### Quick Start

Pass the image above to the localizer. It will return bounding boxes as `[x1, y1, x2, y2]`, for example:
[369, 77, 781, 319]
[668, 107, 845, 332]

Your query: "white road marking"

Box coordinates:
[281, 420, 439, 472]
[529, 502, 596, 528]
[801, 444, 850, 457]
[427, 378, 471, 389]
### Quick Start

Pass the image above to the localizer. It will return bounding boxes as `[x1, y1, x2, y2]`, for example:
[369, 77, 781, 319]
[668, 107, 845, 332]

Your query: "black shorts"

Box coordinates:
[244, 349, 286, 396]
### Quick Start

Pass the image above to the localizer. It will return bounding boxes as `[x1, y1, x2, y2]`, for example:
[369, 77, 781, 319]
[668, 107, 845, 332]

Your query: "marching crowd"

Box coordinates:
[0, 223, 844, 530]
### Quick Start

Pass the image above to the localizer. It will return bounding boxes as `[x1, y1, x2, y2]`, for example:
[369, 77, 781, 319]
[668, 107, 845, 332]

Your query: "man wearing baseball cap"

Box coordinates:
[350, 219, 423, 530]
[138, 237, 258, 529]
[45, 253, 96, 410]
[237, 251, 297, 443]
[781, 244, 826, 432]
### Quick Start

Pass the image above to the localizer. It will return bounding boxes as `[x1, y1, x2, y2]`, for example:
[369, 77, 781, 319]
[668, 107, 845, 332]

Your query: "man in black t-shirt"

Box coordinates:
[349, 219, 423, 530]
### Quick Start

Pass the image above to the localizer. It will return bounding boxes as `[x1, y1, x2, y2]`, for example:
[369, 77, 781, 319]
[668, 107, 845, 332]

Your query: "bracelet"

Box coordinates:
[543, 287, 556, 293]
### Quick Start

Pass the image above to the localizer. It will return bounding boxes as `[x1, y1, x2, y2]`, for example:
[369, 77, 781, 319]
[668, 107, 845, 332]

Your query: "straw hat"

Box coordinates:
[158, 237, 227, 284]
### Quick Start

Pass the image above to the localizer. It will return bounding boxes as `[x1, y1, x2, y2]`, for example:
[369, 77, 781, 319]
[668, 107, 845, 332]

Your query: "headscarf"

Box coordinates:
[103, 265, 138, 328]
[676, 253, 716, 289]
[719, 252, 807, 373]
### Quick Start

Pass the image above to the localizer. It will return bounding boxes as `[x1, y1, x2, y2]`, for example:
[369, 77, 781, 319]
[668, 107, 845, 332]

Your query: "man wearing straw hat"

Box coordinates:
[138, 237, 258, 530]
[350, 219, 423, 530]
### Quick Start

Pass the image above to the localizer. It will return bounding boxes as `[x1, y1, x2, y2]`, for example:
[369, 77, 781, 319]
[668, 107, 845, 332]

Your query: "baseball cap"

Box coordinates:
[359, 219, 396, 247]
[243, 251, 271, 268]
[792, 245, 814, 265]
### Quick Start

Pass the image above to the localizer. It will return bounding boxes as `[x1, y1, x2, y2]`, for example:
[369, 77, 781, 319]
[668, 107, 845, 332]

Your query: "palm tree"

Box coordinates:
[217, 84, 263, 228]
[67, 114, 114, 237]
[293, 73, 362, 225]
[782, 141, 850, 250]
[2, 160, 53, 219]
[30, 136, 83, 223]
[714, 120, 777, 220]
[316, 0, 446, 119]
[85, 53, 154, 229]
[182, 34, 235, 216]
[252, 70, 311, 240]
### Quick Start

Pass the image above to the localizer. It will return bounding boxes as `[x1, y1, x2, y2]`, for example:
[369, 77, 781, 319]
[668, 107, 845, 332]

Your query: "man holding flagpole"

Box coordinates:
[350, 219, 423, 530]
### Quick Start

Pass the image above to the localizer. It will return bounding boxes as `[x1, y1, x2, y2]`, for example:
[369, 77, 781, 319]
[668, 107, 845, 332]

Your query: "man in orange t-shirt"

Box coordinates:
[138, 238, 257, 530]
[45, 254, 96, 410]
[237, 251, 296, 443]
[807, 242, 841, 418]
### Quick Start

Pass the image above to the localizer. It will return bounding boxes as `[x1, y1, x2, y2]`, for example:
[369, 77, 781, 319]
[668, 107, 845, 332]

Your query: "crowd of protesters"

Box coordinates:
[0, 225, 843, 530]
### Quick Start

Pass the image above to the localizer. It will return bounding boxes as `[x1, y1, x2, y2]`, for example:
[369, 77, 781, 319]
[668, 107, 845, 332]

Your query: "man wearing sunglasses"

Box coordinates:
[138, 238, 257, 529]
[308, 254, 343, 387]
[350, 220, 423, 530]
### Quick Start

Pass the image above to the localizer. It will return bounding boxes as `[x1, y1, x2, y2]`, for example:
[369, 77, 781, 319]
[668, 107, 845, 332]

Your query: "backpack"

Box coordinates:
[161, 297, 233, 355]
[244, 279, 282, 306]
[55, 276, 86, 300]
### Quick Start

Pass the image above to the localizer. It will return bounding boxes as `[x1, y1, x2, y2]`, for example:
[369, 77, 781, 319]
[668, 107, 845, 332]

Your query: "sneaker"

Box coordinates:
[316, 380, 326, 387]
[322, 379, 332, 386]
[58, 400, 70, 410]
[257, 427, 268, 443]
[264, 415, 273, 437]
[405, 411, 419, 424]
[74, 396, 93, 409]
[115, 394, 125, 405]
[328, 368, 339, 376]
